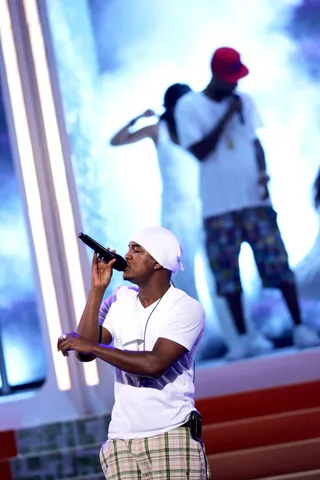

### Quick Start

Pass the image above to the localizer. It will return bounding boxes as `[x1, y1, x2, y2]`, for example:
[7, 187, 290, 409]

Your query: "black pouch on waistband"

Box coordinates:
[188, 410, 202, 441]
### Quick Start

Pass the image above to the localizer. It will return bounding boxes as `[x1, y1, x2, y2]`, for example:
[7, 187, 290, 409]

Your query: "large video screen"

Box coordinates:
[45, 0, 320, 362]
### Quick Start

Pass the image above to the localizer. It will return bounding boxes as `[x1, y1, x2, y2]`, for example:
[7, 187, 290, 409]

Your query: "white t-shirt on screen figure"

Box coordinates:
[99, 285, 204, 440]
[175, 91, 271, 219]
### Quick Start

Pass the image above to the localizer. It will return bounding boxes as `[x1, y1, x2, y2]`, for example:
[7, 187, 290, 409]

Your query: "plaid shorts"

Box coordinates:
[99, 426, 211, 479]
[204, 206, 294, 296]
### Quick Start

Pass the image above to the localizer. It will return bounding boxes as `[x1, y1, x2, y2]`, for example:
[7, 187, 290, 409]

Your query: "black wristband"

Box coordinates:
[128, 118, 137, 127]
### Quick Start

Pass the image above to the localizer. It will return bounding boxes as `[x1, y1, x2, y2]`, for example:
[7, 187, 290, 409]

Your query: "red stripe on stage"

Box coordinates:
[0, 460, 14, 480]
[196, 380, 320, 424]
[0, 430, 17, 460]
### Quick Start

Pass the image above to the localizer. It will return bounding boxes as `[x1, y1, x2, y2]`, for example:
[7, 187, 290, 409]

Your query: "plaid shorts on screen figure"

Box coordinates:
[204, 206, 295, 296]
[100, 426, 211, 479]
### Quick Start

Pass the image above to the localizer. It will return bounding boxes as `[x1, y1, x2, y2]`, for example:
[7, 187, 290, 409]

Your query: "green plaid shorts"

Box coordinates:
[99, 426, 211, 479]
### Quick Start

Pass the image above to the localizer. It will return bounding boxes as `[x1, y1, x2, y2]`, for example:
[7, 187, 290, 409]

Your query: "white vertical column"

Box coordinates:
[21, 0, 100, 388]
[0, 0, 72, 392]
[0, 0, 103, 405]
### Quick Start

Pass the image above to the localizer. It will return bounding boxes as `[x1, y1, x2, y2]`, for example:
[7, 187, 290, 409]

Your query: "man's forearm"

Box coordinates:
[91, 343, 161, 378]
[77, 288, 105, 342]
[254, 138, 267, 172]
[110, 115, 139, 146]
[189, 108, 234, 161]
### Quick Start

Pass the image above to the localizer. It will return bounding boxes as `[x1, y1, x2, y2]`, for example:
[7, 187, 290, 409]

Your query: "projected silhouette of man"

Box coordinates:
[175, 46, 320, 360]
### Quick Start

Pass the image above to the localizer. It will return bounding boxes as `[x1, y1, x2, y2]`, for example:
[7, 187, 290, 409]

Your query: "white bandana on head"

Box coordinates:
[132, 226, 183, 275]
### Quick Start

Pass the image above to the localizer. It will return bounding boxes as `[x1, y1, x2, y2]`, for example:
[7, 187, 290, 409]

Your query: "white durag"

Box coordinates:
[132, 226, 183, 275]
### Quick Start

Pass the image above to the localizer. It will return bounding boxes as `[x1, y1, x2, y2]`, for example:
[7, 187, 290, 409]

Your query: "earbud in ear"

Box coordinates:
[154, 264, 163, 271]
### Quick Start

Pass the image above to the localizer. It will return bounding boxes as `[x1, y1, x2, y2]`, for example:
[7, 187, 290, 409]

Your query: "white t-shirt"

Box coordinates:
[99, 285, 204, 439]
[175, 91, 271, 219]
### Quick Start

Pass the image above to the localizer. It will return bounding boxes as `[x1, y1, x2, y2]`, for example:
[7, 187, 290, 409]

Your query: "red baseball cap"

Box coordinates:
[211, 47, 249, 83]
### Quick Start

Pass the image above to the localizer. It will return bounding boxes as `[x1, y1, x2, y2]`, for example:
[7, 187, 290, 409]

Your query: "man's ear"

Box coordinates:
[153, 263, 163, 271]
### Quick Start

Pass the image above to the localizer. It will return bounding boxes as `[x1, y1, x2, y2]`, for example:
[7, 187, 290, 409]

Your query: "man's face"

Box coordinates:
[123, 242, 157, 285]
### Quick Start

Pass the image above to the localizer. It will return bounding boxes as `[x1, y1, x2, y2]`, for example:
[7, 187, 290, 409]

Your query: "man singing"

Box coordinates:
[57, 226, 210, 479]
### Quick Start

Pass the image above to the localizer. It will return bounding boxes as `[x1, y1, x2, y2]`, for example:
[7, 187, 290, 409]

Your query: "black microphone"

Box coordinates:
[78, 233, 127, 271]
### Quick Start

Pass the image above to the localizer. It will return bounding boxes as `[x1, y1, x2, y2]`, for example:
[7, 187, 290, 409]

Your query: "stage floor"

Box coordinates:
[195, 345, 320, 398]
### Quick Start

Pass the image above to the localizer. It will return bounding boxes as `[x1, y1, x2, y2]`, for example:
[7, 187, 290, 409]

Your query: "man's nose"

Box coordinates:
[125, 250, 132, 261]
